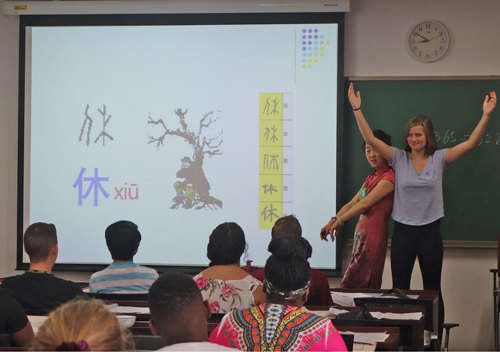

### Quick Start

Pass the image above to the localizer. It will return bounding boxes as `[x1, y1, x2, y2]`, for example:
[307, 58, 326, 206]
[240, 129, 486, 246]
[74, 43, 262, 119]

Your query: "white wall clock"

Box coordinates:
[408, 20, 450, 62]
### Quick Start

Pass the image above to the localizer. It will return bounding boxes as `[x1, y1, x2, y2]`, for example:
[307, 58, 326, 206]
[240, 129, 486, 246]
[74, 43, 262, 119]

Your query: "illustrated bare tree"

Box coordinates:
[148, 108, 223, 210]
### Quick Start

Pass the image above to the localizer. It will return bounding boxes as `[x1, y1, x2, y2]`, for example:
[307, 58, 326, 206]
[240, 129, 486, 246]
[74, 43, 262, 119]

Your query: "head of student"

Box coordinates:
[403, 115, 438, 155]
[271, 214, 302, 239]
[33, 299, 133, 351]
[105, 220, 141, 261]
[148, 272, 210, 345]
[264, 234, 312, 307]
[207, 222, 246, 266]
[362, 129, 392, 170]
[24, 222, 58, 264]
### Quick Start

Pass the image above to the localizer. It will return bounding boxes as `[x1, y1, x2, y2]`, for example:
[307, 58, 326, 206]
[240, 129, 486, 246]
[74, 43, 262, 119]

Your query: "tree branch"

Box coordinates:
[147, 113, 197, 151]
[174, 108, 188, 131]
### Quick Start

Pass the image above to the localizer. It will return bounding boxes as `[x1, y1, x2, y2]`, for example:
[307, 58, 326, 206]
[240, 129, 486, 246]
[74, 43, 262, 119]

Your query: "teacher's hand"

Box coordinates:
[484, 91, 497, 117]
[320, 220, 341, 242]
[348, 82, 361, 110]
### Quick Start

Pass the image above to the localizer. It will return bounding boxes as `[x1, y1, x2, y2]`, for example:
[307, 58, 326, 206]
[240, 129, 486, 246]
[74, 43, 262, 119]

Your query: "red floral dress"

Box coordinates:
[193, 273, 262, 313]
[340, 165, 395, 289]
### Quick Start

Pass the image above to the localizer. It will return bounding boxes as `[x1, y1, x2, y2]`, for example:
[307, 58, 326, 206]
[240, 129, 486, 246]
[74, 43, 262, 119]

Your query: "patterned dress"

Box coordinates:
[340, 164, 395, 289]
[209, 303, 347, 351]
[193, 273, 262, 314]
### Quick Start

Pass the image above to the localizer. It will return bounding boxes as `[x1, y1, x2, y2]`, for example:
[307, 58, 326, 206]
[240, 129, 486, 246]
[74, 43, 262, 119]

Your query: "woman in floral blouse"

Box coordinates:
[193, 222, 265, 313]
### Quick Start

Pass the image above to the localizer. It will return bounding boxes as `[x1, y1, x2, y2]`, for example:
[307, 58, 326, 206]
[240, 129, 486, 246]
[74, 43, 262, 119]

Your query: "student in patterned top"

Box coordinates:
[89, 220, 158, 293]
[209, 235, 347, 351]
[193, 222, 265, 314]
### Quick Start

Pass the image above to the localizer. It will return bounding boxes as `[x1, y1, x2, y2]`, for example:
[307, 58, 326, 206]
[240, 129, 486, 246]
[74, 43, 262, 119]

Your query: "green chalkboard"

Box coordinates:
[341, 79, 500, 244]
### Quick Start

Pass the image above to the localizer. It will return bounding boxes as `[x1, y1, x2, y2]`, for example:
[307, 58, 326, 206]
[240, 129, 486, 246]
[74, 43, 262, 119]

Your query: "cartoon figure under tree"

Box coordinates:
[147, 108, 223, 210]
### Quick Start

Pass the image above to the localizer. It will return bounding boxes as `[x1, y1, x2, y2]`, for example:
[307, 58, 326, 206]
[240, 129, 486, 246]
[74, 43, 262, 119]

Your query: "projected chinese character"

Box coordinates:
[263, 154, 280, 170]
[72, 167, 110, 206]
[260, 204, 279, 223]
[271, 98, 280, 115]
[79, 104, 114, 147]
[94, 105, 114, 146]
[262, 184, 278, 195]
[263, 98, 270, 115]
[264, 125, 279, 143]
[79, 105, 93, 147]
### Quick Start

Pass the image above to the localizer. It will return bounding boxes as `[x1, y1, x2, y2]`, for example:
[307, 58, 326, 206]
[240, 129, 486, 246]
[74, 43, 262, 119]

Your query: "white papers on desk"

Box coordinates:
[375, 294, 419, 299]
[105, 303, 150, 314]
[329, 307, 422, 321]
[330, 292, 375, 306]
[353, 342, 376, 351]
[330, 292, 420, 307]
[302, 307, 334, 318]
[370, 311, 422, 320]
[329, 307, 350, 316]
[28, 315, 48, 335]
[343, 331, 389, 344]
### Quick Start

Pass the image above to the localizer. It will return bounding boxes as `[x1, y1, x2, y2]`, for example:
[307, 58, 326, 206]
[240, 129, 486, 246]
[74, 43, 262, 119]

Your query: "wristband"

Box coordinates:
[331, 216, 337, 222]
[337, 217, 344, 226]
[353, 107, 361, 111]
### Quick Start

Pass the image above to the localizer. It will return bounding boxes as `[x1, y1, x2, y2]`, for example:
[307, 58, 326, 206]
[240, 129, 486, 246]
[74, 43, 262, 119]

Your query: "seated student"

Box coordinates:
[148, 272, 237, 351]
[89, 220, 159, 293]
[33, 299, 133, 351]
[0, 223, 84, 315]
[193, 222, 265, 314]
[210, 235, 347, 351]
[252, 215, 334, 306]
[0, 288, 34, 348]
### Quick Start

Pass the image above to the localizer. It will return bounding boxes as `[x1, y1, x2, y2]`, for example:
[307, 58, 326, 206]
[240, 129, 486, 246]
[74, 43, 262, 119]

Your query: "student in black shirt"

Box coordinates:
[1, 223, 84, 315]
[0, 288, 34, 347]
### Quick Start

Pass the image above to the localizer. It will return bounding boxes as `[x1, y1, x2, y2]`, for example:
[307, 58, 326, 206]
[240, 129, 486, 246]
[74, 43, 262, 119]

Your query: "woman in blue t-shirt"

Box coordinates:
[347, 82, 496, 332]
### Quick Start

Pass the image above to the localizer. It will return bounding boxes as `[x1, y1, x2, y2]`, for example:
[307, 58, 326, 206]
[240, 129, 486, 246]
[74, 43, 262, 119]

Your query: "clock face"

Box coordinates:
[408, 21, 449, 62]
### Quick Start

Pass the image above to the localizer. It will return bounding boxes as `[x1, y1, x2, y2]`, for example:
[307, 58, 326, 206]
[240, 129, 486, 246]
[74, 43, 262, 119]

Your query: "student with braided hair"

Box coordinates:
[209, 235, 347, 351]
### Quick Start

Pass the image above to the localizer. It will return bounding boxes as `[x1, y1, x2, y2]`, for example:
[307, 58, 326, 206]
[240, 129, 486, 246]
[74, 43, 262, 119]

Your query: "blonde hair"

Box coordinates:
[403, 115, 438, 155]
[33, 299, 133, 351]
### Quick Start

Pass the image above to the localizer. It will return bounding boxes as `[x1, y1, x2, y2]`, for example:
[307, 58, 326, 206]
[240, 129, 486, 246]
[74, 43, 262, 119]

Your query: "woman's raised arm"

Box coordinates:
[445, 91, 497, 165]
[348, 83, 393, 162]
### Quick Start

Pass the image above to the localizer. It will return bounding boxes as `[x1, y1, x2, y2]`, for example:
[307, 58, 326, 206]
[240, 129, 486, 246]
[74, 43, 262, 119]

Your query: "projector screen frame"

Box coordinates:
[17, 12, 345, 276]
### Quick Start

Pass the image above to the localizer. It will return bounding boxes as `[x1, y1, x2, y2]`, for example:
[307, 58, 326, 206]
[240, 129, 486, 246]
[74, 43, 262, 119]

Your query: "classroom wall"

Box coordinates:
[0, 1, 498, 350]
[340, 1, 500, 350]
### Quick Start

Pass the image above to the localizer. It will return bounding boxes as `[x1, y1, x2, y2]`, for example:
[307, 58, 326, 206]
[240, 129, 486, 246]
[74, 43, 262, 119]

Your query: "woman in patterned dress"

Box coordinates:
[209, 235, 347, 351]
[193, 222, 265, 314]
[320, 130, 395, 289]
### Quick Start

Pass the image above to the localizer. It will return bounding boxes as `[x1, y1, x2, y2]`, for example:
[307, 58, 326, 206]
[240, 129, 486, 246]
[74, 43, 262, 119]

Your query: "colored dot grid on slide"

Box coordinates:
[300, 28, 329, 69]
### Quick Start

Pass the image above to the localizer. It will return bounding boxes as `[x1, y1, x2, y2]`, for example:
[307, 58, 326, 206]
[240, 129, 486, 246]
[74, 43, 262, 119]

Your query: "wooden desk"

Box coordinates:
[206, 310, 409, 351]
[325, 306, 425, 351]
[491, 268, 499, 351]
[330, 288, 439, 333]
[116, 299, 418, 350]
[337, 326, 399, 351]
[86, 292, 148, 301]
